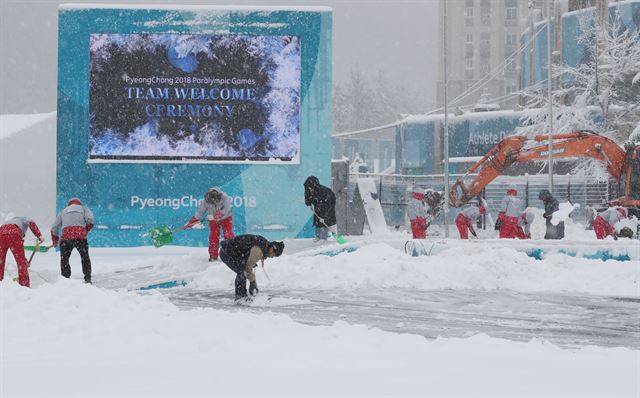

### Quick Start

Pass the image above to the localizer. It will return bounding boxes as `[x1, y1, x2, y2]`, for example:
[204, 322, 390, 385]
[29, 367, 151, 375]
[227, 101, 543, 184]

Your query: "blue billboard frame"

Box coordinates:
[57, 5, 332, 246]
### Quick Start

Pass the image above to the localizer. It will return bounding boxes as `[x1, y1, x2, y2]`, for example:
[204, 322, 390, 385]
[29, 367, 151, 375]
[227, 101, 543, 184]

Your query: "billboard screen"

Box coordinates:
[89, 33, 301, 163]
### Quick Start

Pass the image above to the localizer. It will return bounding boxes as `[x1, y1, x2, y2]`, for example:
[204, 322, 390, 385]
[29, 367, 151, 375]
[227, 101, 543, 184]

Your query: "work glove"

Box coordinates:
[37, 236, 46, 245]
[249, 281, 259, 296]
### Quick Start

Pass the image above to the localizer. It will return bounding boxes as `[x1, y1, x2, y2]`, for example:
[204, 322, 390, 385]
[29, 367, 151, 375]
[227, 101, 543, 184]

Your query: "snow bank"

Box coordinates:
[187, 242, 640, 297]
[2, 280, 637, 396]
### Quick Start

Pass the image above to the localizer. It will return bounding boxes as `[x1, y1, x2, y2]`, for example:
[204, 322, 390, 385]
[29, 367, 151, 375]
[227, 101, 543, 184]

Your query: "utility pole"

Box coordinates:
[529, 0, 535, 88]
[443, 0, 450, 238]
[546, 0, 554, 193]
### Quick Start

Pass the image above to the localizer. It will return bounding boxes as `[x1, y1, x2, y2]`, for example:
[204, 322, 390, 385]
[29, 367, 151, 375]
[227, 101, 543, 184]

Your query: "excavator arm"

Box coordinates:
[449, 131, 630, 207]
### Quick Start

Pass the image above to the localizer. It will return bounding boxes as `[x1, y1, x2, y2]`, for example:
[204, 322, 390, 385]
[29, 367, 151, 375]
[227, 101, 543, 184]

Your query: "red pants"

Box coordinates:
[0, 229, 30, 287]
[209, 217, 234, 259]
[410, 218, 427, 239]
[593, 216, 615, 239]
[455, 214, 471, 239]
[499, 216, 521, 239]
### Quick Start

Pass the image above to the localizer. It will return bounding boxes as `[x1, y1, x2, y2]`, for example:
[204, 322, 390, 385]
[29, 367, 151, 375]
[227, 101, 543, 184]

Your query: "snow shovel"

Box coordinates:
[149, 225, 186, 248]
[24, 244, 54, 253]
[310, 207, 347, 244]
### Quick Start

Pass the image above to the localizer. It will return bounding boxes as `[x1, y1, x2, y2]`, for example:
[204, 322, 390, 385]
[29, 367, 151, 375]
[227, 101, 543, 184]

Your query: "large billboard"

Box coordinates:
[89, 33, 301, 163]
[57, 5, 332, 246]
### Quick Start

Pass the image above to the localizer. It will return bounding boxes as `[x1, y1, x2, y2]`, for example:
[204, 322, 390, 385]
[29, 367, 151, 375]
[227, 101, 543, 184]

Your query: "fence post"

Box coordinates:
[525, 175, 529, 208]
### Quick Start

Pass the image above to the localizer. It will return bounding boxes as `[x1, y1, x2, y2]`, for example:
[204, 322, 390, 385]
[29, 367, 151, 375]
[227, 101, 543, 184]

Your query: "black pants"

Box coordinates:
[544, 220, 565, 240]
[219, 246, 247, 298]
[60, 239, 92, 282]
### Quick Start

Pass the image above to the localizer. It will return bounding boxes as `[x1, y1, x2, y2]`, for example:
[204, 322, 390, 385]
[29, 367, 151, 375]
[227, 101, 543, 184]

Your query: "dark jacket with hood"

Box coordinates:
[538, 190, 564, 239]
[304, 176, 336, 227]
[220, 234, 271, 283]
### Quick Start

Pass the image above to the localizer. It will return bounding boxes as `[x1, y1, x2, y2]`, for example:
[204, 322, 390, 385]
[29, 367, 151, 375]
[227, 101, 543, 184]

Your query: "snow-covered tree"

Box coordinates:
[519, 9, 640, 143]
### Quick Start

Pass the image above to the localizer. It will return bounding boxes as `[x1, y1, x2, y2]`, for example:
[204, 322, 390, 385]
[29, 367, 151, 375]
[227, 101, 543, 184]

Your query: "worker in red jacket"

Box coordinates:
[51, 198, 95, 283]
[497, 185, 524, 239]
[407, 188, 428, 239]
[0, 216, 44, 287]
[184, 187, 234, 261]
[593, 207, 626, 239]
[455, 203, 486, 239]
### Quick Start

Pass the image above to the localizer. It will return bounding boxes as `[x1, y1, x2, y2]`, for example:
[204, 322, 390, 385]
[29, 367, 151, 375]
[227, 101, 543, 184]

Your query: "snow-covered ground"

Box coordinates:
[2, 235, 639, 396]
[2, 113, 639, 396]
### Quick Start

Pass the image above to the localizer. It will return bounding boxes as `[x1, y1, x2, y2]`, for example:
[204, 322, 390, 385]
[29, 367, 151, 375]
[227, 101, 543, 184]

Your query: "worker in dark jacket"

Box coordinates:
[538, 190, 564, 239]
[219, 235, 284, 301]
[304, 176, 337, 241]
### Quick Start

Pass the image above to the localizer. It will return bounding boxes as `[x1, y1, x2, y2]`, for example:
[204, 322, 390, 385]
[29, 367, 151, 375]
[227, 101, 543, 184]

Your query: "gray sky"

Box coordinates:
[0, 0, 438, 114]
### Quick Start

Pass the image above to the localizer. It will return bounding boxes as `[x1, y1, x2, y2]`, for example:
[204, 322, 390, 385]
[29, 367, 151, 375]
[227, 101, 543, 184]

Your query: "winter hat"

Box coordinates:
[68, 197, 82, 206]
[479, 205, 486, 215]
[270, 241, 285, 257]
[506, 185, 517, 196]
[617, 207, 627, 218]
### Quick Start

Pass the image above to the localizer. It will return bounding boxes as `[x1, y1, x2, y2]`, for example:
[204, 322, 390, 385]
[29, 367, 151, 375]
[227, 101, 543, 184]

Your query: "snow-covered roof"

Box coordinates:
[400, 108, 539, 125]
[0, 112, 56, 140]
[59, 4, 332, 12]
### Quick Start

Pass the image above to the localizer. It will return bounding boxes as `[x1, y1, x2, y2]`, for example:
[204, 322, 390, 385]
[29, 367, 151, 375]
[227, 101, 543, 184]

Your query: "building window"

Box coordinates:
[466, 33, 473, 44]
[480, 62, 490, 77]
[466, 6, 474, 18]
[506, 7, 517, 20]
[506, 33, 517, 45]
[480, 0, 491, 25]
[466, 57, 474, 69]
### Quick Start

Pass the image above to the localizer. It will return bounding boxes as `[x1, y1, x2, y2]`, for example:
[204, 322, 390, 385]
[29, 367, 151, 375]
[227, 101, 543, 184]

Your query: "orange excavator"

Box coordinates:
[449, 130, 640, 214]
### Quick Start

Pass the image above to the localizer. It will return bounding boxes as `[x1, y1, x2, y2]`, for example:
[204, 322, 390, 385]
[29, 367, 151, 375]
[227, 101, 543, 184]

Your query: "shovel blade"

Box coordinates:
[332, 232, 348, 245]
[24, 245, 50, 253]
[149, 225, 173, 247]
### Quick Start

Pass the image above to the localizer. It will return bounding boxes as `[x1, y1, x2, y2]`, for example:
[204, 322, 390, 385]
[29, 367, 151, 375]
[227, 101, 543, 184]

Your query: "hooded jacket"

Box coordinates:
[194, 187, 232, 222]
[500, 190, 523, 218]
[304, 176, 336, 227]
[538, 190, 559, 220]
[51, 198, 94, 242]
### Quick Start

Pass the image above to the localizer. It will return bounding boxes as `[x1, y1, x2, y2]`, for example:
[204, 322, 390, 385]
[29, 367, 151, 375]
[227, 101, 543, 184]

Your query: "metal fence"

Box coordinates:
[345, 172, 612, 228]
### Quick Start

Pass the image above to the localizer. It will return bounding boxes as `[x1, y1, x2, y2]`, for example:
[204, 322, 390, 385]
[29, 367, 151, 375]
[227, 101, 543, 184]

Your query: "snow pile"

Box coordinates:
[2, 280, 637, 396]
[552, 202, 580, 226]
[189, 242, 640, 297]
